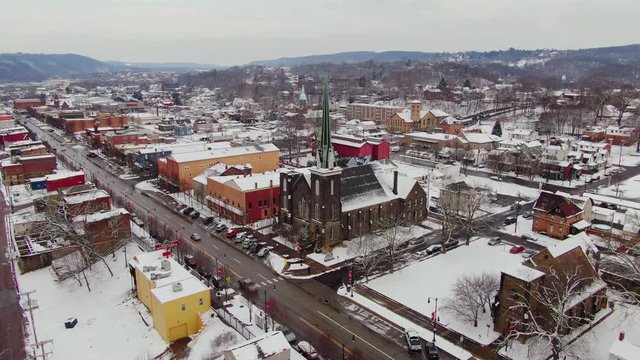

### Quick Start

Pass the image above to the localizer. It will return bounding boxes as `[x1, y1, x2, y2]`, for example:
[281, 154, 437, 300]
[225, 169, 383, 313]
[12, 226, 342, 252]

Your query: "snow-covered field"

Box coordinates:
[609, 145, 640, 167]
[361, 239, 528, 345]
[16, 243, 167, 360]
[465, 175, 540, 199]
[597, 173, 640, 200]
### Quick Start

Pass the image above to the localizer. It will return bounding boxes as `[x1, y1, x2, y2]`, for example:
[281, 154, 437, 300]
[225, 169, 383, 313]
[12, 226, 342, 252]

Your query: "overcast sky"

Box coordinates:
[1, 0, 638, 65]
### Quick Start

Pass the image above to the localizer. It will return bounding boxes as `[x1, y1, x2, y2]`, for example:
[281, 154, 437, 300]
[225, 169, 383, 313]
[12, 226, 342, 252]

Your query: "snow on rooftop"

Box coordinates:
[151, 276, 209, 304]
[224, 331, 290, 359]
[64, 189, 110, 205]
[169, 143, 279, 163]
[45, 170, 84, 181]
[74, 208, 128, 224]
[209, 170, 281, 192]
[429, 109, 449, 117]
[503, 264, 545, 282]
[546, 231, 598, 258]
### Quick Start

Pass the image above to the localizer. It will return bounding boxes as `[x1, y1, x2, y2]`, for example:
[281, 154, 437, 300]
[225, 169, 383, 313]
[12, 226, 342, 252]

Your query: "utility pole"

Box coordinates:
[21, 290, 49, 359]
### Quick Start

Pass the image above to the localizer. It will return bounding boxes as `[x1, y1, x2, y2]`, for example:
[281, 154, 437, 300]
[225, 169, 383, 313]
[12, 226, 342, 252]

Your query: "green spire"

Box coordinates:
[299, 85, 307, 102]
[317, 76, 335, 169]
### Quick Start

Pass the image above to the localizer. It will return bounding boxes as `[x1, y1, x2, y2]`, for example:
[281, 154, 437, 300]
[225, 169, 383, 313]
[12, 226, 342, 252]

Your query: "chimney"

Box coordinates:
[619, 331, 625, 341]
[255, 182, 258, 189]
[393, 171, 398, 195]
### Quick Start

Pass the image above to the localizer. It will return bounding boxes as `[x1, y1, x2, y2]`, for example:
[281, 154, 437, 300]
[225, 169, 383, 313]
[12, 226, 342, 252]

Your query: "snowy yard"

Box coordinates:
[596, 172, 640, 200]
[609, 145, 640, 167]
[360, 239, 529, 345]
[16, 243, 167, 360]
[464, 175, 540, 199]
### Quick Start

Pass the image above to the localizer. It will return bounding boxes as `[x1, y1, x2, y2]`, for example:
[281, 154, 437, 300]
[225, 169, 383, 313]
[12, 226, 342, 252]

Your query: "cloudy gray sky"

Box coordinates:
[1, 0, 638, 65]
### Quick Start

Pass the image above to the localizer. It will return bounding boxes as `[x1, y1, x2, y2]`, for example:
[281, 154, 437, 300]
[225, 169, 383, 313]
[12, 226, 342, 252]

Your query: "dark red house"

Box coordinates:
[0, 127, 30, 146]
[331, 134, 390, 160]
[1, 154, 57, 185]
[63, 189, 111, 216]
[45, 171, 86, 192]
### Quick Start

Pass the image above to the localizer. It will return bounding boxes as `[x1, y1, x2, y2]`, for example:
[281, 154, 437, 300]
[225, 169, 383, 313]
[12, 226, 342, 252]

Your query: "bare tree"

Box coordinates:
[444, 272, 499, 327]
[487, 151, 510, 177]
[611, 90, 634, 126]
[503, 268, 601, 360]
[352, 232, 385, 283]
[378, 216, 407, 272]
[439, 183, 489, 244]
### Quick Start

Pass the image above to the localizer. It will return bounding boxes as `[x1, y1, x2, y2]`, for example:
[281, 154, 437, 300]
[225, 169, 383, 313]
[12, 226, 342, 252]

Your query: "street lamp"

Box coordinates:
[427, 297, 438, 342]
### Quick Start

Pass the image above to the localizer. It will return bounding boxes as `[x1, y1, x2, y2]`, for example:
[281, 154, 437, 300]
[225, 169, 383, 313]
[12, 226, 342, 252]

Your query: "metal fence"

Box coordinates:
[213, 307, 257, 340]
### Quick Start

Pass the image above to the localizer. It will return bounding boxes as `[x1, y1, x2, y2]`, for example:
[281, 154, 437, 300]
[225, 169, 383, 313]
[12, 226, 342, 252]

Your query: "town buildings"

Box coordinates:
[347, 103, 402, 123]
[532, 191, 584, 239]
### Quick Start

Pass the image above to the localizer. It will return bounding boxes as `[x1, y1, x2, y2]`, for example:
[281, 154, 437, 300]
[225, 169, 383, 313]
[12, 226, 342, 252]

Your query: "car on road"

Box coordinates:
[409, 237, 424, 246]
[443, 239, 459, 249]
[476, 164, 486, 168]
[257, 247, 270, 257]
[238, 279, 259, 293]
[510, 245, 525, 254]
[522, 249, 537, 259]
[426, 341, 440, 359]
[415, 250, 428, 257]
[428, 206, 441, 214]
[405, 330, 422, 351]
[521, 233, 536, 241]
[295, 341, 318, 359]
[190, 210, 200, 219]
[176, 204, 187, 212]
[226, 229, 240, 239]
[214, 223, 227, 232]
[522, 211, 533, 219]
[426, 244, 442, 255]
[488, 237, 502, 246]
[490, 176, 503, 181]
[190, 233, 201, 241]
[504, 216, 517, 225]
[182, 206, 194, 215]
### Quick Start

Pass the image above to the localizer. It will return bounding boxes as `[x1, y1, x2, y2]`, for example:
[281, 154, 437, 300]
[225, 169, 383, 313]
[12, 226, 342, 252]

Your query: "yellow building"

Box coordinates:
[130, 250, 211, 343]
[158, 143, 280, 191]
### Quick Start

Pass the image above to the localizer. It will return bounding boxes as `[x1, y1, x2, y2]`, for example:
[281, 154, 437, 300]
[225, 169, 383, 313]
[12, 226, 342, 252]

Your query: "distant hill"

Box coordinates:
[106, 61, 221, 72]
[0, 53, 114, 83]
[250, 44, 640, 67]
[250, 51, 445, 67]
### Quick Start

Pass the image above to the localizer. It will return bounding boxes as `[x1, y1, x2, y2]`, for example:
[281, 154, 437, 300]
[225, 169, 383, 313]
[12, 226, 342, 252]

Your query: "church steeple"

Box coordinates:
[316, 77, 335, 169]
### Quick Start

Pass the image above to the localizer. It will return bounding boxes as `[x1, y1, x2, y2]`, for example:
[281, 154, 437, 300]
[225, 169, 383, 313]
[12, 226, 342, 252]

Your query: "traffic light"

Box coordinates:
[348, 270, 353, 284]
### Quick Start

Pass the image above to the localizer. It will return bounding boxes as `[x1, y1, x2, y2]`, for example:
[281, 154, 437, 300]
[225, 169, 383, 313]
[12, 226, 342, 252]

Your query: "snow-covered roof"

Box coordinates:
[502, 264, 545, 282]
[74, 208, 128, 224]
[572, 219, 591, 231]
[460, 132, 502, 144]
[224, 331, 290, 359]
[584, 193, 640, 211]
[428, 109, 449, 118]
[168, 143, 279, 163]
[132, 250, 209, 304]
[45, 171, 84, 181]
[545, 231, 598, 258]
[610, 338, 640, 360]
[210, 171, 281, 192]
[407, 132, 456, 142]
[64, 189, 110, 205]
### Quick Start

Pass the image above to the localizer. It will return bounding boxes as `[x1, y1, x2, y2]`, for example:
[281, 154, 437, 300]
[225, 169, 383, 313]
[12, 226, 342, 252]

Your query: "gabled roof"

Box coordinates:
[340, 164, 386, 201]
[533, 191, 582, 216]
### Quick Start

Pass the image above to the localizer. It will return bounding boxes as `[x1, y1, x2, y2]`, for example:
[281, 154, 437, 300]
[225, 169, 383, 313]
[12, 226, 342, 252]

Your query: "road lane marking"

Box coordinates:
[232, 258, 241, 264]
[317, 310, 395, 360]
[212, 244, 219, 250]
[258, 274, 270, 281]
[298, 316, 353, 355]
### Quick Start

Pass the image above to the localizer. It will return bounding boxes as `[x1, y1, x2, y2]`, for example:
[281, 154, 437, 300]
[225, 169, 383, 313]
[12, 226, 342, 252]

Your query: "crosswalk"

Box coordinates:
[254, 276, 284, 288]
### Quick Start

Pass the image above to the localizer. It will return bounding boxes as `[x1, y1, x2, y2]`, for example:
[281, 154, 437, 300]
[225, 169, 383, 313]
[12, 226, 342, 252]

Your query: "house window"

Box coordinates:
[315, 203, 320, 219]
[331, 180, 334, 196]
[181, 304, 186, 311]
[315, 180, 320, 196]
[248, 202, 252, 209]
[283, 180, 287, 192]
[264, 209, 268, 217]
[198, 298, 203, 306]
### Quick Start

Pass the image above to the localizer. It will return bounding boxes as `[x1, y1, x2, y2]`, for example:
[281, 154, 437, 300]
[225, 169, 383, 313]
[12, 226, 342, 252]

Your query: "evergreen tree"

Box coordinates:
[491, 121, 503, 137]
[437, 77, 448, 91]
[463, 79, 472, 88]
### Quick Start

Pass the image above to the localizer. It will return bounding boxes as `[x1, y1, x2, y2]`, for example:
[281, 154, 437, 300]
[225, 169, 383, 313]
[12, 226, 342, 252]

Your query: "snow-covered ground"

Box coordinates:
[464, 175, 540, 200]
[187, 310, 244, 360]
[609, 145, 640, 167]
[597, 172, 640, 200]
[16, 243, 167, 360]
[359, 239, 529, 346]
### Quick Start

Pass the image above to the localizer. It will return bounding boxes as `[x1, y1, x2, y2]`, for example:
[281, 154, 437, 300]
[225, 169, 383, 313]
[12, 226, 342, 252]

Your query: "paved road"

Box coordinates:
[23, 117, 425, 360]
[0, 190, 27, 360]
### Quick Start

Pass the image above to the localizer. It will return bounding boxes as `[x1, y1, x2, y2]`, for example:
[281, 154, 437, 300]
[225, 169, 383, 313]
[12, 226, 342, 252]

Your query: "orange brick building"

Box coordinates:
[158, 144, 280, 191]
[532, 191, 583, 239]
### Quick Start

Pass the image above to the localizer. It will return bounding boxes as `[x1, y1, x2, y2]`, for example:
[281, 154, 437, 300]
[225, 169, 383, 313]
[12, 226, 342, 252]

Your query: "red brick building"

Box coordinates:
[532, 191, 583, 239]
[330, 134, 390, 160]
[605, 126, 640, 146]
[73, 208, 131, 254]
[63, 189, 112, 217]
[1, 154, 57, 185]
[0, 127, 30, 146]
[45, 171, 86, 192]
[13, 99, 44, 111]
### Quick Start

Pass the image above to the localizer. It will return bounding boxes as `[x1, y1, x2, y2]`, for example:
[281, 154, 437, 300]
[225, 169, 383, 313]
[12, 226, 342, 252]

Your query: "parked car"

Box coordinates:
[415, 250, 428, 257]
[426, 341, 440, 359]
[242, 239, 255, 249]
[249, 242, 260, 253]
[488, 237, 502, 246]
[257, 247, 270, 257]
[426, 244, 442, 255]
[190, 233, 201, 241]
[510, 245, 525, 254]
[176, 204, 187, 211]
[443, 239, 459, 249]
[521, 233, 536, 241]
[215, 223, 228, 232]
[490, 176, 503, 181]
[429, 206, 441, 214]
[226, 229, 240, 239]
[203, 216, 215, 226]
[238, 278, 259, 293]
[278, 326, 297, 344]
[522, 211, 533, 219]
[522, 249, 537, 259]
[405, 330, 422, 351]
[504, 216, 517, 225]
[182, 206, 194, 215]
[476, 164, 486, 169]
[296, 341, 318, 359]
[190, 211, 200, 219]
[184, 254, 197, 267]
